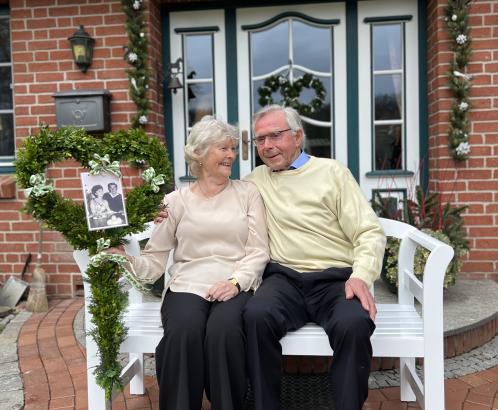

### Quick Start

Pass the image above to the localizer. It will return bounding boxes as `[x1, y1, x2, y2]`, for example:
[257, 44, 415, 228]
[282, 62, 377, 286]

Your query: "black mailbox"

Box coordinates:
[53, 89, 111, 133]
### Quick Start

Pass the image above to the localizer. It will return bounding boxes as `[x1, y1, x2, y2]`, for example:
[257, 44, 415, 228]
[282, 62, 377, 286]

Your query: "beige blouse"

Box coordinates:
[129, 180, 269, 299]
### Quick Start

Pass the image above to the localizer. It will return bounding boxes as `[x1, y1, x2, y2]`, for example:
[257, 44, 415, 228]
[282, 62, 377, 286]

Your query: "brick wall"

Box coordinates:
[427, 0, 498, 281]
[0, 0, 166, 297]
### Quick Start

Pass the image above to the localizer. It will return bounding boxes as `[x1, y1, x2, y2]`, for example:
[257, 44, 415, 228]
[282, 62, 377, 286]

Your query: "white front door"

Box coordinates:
[166, 1, 421, 205]
[236, 3, 347, 178]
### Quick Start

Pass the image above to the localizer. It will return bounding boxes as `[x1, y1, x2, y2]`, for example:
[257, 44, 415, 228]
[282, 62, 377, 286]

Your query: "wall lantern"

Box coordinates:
[68, 25, 95, 73]
[167, 57, 183, 93]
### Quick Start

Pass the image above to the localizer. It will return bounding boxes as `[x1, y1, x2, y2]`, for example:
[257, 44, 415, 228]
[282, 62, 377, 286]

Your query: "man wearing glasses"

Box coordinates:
[244, 104, 386, 410]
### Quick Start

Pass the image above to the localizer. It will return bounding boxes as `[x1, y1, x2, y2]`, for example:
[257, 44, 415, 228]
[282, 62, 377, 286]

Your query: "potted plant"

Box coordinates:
[372, 187, 469, 292]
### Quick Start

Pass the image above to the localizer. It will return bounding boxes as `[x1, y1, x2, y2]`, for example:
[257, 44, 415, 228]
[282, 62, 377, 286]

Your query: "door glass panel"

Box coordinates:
[303, 122, 331, 159]
[372, 24, 401, 71]
[375, 124, 402, 170]
[0, 67, 12, 109]
[293, 20, 331, 73]
[249, 17, 334, 166]
[187, 83, 214, 127]
[251, 21, 289, 77]
[0, 18, 10, 63]
[185, 35, 213, 79]
[374, 74, 401, 120]
[0, 113, 14, 157]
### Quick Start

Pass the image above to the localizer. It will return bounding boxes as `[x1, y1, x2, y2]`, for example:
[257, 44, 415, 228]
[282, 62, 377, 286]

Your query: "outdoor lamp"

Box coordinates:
[167, 58, 183, 93]
[68, 25, 95, 73]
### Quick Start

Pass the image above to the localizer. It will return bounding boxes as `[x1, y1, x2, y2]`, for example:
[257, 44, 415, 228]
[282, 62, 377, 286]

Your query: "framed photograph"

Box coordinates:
[81, 172, 128, 231]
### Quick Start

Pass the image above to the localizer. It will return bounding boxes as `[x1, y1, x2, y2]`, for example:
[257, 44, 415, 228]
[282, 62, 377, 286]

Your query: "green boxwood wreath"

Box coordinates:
[16, 125, 173, 399]
[257, 73, 326, 116]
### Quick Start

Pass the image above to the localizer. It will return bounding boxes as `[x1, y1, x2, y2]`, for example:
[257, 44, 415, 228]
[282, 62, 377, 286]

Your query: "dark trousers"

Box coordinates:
[155, 290, 252, 410]
[243, 263, 375, 410]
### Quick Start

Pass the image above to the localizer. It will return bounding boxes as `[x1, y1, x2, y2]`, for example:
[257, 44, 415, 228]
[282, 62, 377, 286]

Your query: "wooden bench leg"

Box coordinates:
[129, 353, 145, 395]
[86, 333, 108, 410]
[400, 357, 416, 402]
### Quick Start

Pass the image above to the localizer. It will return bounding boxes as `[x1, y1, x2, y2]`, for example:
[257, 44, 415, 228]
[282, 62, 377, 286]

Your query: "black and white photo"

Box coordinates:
[81, 172, 128, 231]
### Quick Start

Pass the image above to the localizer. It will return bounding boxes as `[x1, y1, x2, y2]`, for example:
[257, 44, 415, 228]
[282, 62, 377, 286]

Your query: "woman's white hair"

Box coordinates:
[184, 116, 239, 177]
[252, 104, 306, 148]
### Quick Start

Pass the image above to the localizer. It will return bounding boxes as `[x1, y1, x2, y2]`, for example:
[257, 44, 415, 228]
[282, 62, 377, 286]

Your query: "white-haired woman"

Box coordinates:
[109, 116, 269, 410]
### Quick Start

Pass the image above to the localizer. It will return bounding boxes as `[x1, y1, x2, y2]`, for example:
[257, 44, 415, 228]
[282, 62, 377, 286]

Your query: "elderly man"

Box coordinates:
[244, 105, 386, 410]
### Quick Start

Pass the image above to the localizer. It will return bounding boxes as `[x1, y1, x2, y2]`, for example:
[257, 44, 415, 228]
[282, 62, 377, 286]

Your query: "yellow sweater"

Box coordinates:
[247, 157, 386, 287]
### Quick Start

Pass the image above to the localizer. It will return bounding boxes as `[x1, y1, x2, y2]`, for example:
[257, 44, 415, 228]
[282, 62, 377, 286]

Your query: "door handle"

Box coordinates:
[241, 130, 248, 160]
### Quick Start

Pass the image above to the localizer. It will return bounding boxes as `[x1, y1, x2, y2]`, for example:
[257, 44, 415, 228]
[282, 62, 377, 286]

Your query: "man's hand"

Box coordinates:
[206, 281, 239, 302]
[345, 277, 376, 321]
[154, 210, 169, 224]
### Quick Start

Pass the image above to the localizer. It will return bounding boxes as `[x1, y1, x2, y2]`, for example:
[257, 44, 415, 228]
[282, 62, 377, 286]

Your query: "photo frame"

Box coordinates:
[81, 172, 128, 231]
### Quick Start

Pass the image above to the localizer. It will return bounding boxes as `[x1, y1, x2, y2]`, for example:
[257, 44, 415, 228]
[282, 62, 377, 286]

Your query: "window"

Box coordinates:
[0, 9, 14, 167]
[371, 23, 404, 171]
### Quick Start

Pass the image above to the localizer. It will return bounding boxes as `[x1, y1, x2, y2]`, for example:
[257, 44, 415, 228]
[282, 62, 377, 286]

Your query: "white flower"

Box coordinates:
[459, 101, 469, 111]
[455, 141, 471, 155]
[456, 34, 467, 45]
[139, 115, 148, 124]
[140, 32, 145, 38]
[128, 52, 138, 62]
[451, 14, 457, 21]
[453, 70, 472, 81]
[133, 1, 141, 10]
[130, 77, 139, 91]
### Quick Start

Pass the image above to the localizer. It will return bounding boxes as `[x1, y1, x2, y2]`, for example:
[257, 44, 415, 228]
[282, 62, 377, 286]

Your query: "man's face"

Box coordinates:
[109, 184, 117, 194]
[254, 110, 303, 171]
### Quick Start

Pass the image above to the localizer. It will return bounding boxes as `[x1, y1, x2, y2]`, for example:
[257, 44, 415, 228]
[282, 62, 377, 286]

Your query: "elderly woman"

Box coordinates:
[111, 116, 269, 410]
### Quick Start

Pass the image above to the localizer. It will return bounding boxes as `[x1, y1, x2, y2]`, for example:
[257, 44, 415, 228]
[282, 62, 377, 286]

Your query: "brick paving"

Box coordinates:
[5, 298, 498, 409]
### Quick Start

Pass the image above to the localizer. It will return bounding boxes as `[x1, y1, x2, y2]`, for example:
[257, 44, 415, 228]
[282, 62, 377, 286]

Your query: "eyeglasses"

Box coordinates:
[252, 128, 292, 146]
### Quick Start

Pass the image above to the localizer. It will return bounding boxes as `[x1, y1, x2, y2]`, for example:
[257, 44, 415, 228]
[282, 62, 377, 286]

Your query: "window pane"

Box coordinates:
[185, 35, 213, 79]
[375, 124, 402, 170]
[0, 113, 14, 157]
[0, 67, 12, 109]
[293, 20, 331, 73]
[251, 21, 289, 77]
[374, 74, 402, 120]
[372, 24, 401, 71]
[294, 69, 331, 122]
[0, 18, 10, 63]
[187, 83, 214, 127]
[303, 122, 332, 159]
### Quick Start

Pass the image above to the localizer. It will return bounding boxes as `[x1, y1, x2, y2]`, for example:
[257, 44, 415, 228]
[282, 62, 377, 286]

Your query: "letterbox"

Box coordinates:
[53, 89, 111, 133]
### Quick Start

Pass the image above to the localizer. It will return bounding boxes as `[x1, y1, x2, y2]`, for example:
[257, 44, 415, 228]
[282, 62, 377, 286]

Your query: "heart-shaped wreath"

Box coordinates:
[16, 125, 173, 398]
[257, 73, 326, 116]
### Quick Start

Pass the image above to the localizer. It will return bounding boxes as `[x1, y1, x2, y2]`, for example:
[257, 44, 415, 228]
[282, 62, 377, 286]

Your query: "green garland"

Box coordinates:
[257, 73, 326, 116]
[15, 126, 173, 399]
[444, 0, 473, 161]
[122, 0, 150, 128]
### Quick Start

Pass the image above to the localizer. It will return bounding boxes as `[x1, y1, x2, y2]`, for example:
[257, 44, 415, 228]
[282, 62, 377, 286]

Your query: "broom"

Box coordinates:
[26, 225, 49, 312]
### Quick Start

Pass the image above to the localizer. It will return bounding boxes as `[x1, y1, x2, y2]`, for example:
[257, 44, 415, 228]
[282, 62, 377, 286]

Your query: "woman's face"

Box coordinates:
[199, 139, 236, 180]
[94, 188, 104, 198]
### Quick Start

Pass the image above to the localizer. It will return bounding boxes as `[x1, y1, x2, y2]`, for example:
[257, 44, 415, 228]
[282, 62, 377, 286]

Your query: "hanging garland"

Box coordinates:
[15, 126, 173, 399]
[444, 0, 473, 161]
[258, 73, 326, 116]
[122, 0, 150, 128]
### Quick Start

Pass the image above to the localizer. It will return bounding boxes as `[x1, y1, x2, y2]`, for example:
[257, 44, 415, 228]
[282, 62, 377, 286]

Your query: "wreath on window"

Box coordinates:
[257, 73, 326, 116]
[15, 126, 173, 399]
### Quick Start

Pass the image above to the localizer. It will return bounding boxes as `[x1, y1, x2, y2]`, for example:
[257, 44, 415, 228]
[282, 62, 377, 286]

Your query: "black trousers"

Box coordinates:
[243, 263, 375, 410]
[155, 290, 252, 410]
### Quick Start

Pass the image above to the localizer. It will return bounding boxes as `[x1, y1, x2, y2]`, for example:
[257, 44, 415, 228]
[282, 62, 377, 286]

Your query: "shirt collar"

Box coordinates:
[289, 151, 310, 170]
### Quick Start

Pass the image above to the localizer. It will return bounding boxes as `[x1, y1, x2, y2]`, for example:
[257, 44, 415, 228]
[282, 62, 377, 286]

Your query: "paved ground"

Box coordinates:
[1, 297, 498, 409]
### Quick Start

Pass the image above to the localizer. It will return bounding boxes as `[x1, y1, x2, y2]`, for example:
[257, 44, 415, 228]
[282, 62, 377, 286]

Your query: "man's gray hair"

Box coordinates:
[185, 116, 239, 177]
[252, 104, 306, 148]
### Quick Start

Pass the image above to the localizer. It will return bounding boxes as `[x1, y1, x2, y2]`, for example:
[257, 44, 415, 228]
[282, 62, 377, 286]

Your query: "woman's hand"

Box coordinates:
[105, 246, 127, 257]
[206, 281, 239, 302]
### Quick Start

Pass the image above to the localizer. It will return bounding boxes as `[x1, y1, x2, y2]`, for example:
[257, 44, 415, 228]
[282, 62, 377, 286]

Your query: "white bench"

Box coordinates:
[73, 217, 454, 410]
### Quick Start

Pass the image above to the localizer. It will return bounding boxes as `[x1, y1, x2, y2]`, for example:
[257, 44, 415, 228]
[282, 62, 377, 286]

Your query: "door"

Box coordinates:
[236, 3, 347, 178]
